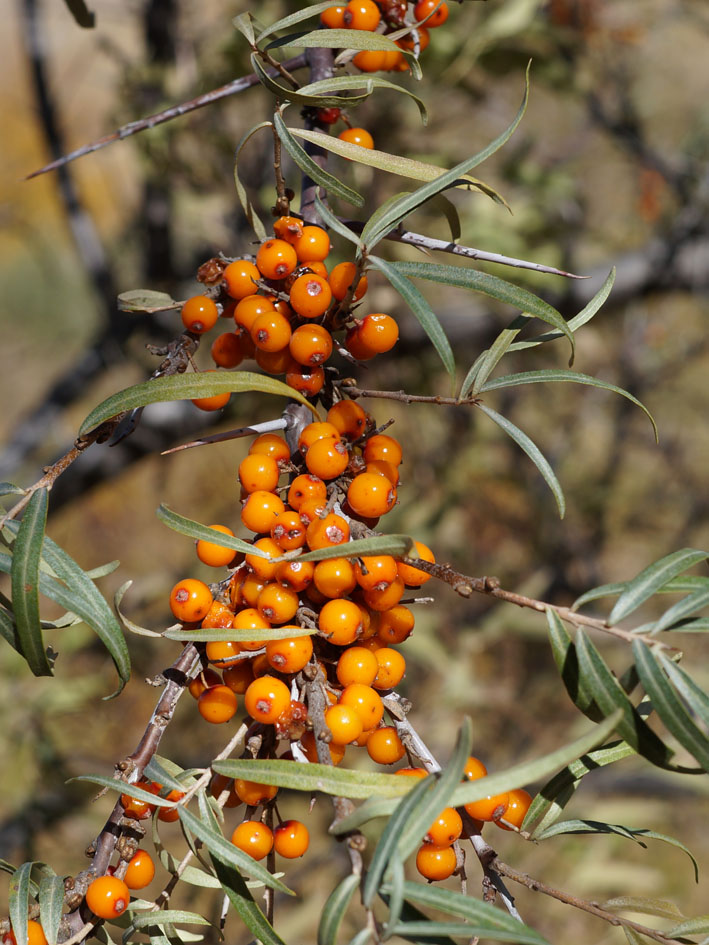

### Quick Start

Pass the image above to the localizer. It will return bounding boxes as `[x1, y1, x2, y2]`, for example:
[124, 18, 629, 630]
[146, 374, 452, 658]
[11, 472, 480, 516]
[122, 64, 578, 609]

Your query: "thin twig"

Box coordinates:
[26, 55, 308, 179]
[161, 417, 288, 455]
[344, 385, 478, 407]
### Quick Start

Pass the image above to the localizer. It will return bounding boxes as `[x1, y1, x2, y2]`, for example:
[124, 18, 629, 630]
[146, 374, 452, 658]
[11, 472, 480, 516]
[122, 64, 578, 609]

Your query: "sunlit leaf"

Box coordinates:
[546, 607, 602, 721]
[463, 314, 529, 398]
[79, 370, 318, 436]
[71, 775, 176, 807]
[602, 897, 685, 920]
[255, 1, 334, 42]
[648, 585, 709, 634]
[274, 27, 409, 52]
[666, 917, 709, 937]
[213, 858, 288, 945]
[163, 624, 315, 642]
[0, 482, 27, 496]
[318, 873, 361, 945]
[10, 489, 52, 677]
[273, 111, 363, 207]
[369, 255, 454, 380]
[232, 12, 255, 44]
[130, 912, 213, 932]
[314, 194, 362, 248]
[156, 504, 266, 558]
[477, 404, 565, 517]
[117, 289, 177, 313]
[298, 534, 414, 562]
[659, 655, 709, 732]
[9, 863, 32, 945]
[609, 549, 709, 625]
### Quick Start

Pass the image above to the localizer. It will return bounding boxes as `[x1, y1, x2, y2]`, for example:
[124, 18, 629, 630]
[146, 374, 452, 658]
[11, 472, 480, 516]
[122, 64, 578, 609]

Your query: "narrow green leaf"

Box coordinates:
[388, 881, 549, 945]
[480, 370, 657, 441]
[391, 261, 574, 361]
[273, 111, 363, 207]
[632, 641, 709, 771]
[156, 505, 266, 557]
[333, 712, 623, 833]
[602, 897, 685, 920]
[143, 757, 190, 794]
[609, 549, 709, 625]
[11, 489, 52, 676]
[667, 917, 709, 937]
[130, 912, 213, 931]
[364, 774, 434, 907]
[477, 404, 565, 518]
[458, 351, 488, 403]
[256, 1, 334, 43]
[298, 75, 428, 123]
[465, 314, 529, 397]
[396, 717, 472, 863]
[164, 624, 315, 643]
[359, 64, 530, 251]
[212, 857, 289, 945]
[649, 585, 709, 634]
[117, 289, 177, 313]
[380, 896, 458, 945]
[525, 738, 635, 836]
[545, 608, 602, 721]
[383, 858, 406, 940]
[114, 581, 162, 638]
[275, 27, 408, 52]
[84, 559, 121, 580]
[0, 604, 20, 653]
[298, 534, 414, 563]
[178, 806, 294, 895]
[659, 655, 709, 731]
[9, 862, 32, 945]
[318, 873, 361, 945]
[39, 875, 65, 945]
[508, 268, 616, 352]
[232, 12, 255, 43]
[575, 630, 694, 772]
[213, 757, 410, 799]
[0, 482, 26, 496]
[234, 122, 271, 241]
[71, 775, 176, 807]
[314, 194, 362, 248]
[252, 55, 369, 109]
[79, 370, 318, 436]
[572, 582, 627, 610]
[369, 255, 455, 380]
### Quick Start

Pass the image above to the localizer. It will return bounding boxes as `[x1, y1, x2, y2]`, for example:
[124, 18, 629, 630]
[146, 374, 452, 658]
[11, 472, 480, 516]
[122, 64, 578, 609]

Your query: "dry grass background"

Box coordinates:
[1, 0, 708, 941]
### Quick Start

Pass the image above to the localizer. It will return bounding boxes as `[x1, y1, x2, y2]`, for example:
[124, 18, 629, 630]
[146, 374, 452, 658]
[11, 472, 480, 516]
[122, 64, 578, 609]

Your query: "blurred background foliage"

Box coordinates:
[1, 0, 708, 941]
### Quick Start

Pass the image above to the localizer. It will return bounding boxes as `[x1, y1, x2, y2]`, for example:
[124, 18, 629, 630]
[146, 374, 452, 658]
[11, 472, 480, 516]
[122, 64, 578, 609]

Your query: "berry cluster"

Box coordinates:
[181, 218, 398, 412]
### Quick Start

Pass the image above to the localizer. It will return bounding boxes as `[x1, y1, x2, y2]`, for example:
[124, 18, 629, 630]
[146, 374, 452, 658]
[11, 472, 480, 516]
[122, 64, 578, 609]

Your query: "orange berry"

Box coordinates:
[191, 373, 230, 412]
[245, 537, 282, 581]
[244, 675, 291, 724]
[251, 311, 292, 352]
[181, 295, 219, 334]
[381, 49, 404, 70]
[306, 436, 350, 479]
[273, 819, 310, 858]
[196, 524, 237, 568]
[198, 684, 239, 723]
[3, 922, 47, 945]
[363, 576, 405, 612]
[289, 324, 333, 366]
[256, 239, 298, 280]
[241, 490, 285, 533]
[464, 792, 509, 823]
[170, 578, 213, 622]
[157, 788, 184, 823]
[314, 557, 357, 598]
[396, 767, 427, 778]
[205, 640, 241, 668]
[189, 667, 222, 699]
[319, 598, 363, 646]
[367, 726, 406, 764]
[257, 582, 299, 624]
[234, 295, 276, 333]
[496, 788, 533, 831]
[270, 510, 306, 551]
[354, 555, 398, 592]
[357, 313, 399, 353]
[266, 635, 314, 673]
[85, 876, 130, 919]
[257, 346, 296, 376]
[397, 26, 430, 51]
[288, 473, 327, 510]
[353, 50, 388, 72]
[121, 780, 158, 820]
[285, 363, 325, 396]
[316, 106, 341, 124]
[223, 660, 255, 694]
[328, 262, 368, 302]
[306, 511, 350, 550]
[238, 453, 280, 494]
[397, 540, 435, 586]
[234, 778, 279, 806]
[289, 273, 332, 318]
[325, 704, 364, 745]
[223, 259, 261, 299]
[320, 4, 346, 27]
[338, 127, 374, 150]
[298, 421, 342, 455]
[377, 605, 415, 645]
[201, 601, 235, 630]
[293, 225, 331, 262]
[124, 849, 156, 889]
[416, 844, 456, 881]
[339, 683, 383, 729]
[363, 434, 402, 466]
[275, 558, 315, 593]
[298, 496, 328, 528]
[425, 808, 462, 846]
[373, 647, 406, 689]
[307, 260, 329, 279]
[345, 327, 378, 361]
[232, 606, 272, 642]
[336, 646, 379, 687]
[249, 433, 290, 466]
[414, 0, 448, 26]
[463, 755, 488, 781]
[231, 820, 274, 860]
[347, 472, 397, 518]
[365, 459, 400, 485]
[211, 331, 244, 368]
[327, 400, 368, 440]
[273, 215, 305, 243]
[300, 730, 346, 764]
[343, 0, 381, 30]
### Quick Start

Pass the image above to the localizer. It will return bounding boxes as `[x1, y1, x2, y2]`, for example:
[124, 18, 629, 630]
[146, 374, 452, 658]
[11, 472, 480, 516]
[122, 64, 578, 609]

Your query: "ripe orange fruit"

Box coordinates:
[85, 876, 130, 919]
[124, 849, 156, 889]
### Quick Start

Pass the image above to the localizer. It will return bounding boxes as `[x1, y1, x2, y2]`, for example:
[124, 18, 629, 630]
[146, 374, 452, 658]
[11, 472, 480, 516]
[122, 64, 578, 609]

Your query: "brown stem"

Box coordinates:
[300, 46, 336, 224]
[272, 122, 290, 217]
[344, 385, 479, 407]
